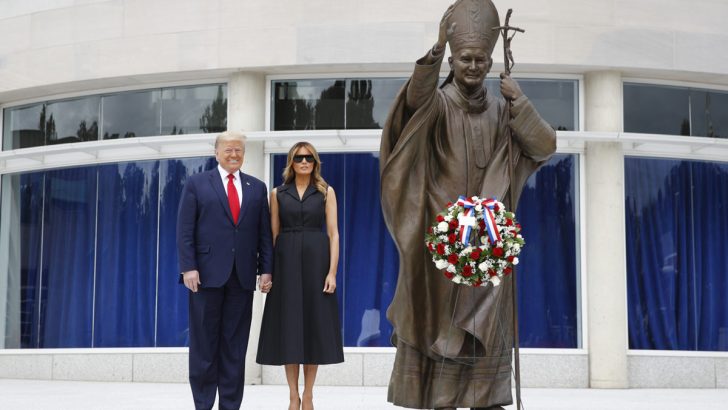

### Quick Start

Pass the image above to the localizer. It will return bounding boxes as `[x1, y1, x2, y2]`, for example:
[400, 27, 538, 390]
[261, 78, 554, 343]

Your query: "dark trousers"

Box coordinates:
[188, 271, 253, 410]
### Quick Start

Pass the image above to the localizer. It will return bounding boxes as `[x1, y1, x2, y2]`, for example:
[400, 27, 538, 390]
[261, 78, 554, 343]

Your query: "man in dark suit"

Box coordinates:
[177, 131, 274, 410]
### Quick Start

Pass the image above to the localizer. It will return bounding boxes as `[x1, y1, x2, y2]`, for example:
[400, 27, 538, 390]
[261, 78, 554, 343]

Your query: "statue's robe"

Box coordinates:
[380, 48, 556, 409]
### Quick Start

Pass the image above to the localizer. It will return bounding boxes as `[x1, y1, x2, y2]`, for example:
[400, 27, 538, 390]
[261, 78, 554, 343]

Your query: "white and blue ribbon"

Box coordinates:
[456, 195, 477, 245]
[482, 198, 502, 244]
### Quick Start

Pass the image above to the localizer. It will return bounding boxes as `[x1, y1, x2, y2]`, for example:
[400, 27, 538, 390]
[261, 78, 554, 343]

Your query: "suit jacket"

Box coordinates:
[176, 168, 273, 290]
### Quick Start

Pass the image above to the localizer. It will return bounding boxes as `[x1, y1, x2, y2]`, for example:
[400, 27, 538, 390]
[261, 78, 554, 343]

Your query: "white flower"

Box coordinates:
[512, 244, 521, 253]
[435, 259, 449, 270]
[511, 257, 519, 265]
[444, 215, 452, 222]
[478, 262, 489, 271]
[452, 275, 463, 284]
[446, 264, 456, 273]
[490, 276, 501, 287]
[475, 204, 483, 212]
[437, 221, 449, 233]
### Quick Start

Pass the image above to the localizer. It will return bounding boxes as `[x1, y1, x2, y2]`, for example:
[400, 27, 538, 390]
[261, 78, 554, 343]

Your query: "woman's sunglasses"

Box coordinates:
[293, 155, 316, 163]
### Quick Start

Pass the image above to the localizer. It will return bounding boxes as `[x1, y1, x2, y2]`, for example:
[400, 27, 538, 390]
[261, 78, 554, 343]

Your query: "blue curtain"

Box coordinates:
[273, 153, 577, 348]
[19, 173, 44, 348]
[41, 167, 97, 347]
[516, 154, 578, 348]
[626, 158, 728, 351]
[94, 162, 159, 347]
[156, 157, 217, 346]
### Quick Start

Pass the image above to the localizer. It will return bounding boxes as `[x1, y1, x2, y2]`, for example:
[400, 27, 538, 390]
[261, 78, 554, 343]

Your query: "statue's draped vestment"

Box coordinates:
[380, 48, 556, 408]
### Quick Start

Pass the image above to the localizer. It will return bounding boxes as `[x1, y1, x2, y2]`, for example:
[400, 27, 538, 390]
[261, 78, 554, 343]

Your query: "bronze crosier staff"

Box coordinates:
[494, 8, 525, 410]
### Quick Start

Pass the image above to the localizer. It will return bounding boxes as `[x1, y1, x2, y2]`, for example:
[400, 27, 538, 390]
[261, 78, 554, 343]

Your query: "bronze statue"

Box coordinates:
[379, 1, 556, 409]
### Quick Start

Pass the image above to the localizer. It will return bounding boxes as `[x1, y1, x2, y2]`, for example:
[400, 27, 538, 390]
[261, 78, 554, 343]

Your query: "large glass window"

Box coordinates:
[272, 80, 346, 130]
[102, 90, 161, 139]
[161, 84, 227, 135]
[346, 79, 406, 129]
[0, 157, 216, 348]
[271, 152, 580, 348]
[45, 97, 100, 145]
[486, 78, 579, 131]
[273, 77, 578, 131]
[2, 84, 227, 150]
[2, 103, 45, 149]
[624, 83, 728, 138]
[626, 157, 728, 351]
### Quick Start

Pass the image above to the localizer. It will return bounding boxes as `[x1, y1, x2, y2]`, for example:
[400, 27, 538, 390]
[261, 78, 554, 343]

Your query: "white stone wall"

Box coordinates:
[1, 0, 728, 101]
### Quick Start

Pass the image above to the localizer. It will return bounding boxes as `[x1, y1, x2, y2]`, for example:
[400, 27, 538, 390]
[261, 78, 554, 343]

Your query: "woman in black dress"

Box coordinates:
[257, 141, 344, 410]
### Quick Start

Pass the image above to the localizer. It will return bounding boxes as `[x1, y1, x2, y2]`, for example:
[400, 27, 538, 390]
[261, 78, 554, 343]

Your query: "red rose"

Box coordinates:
[448, 254, 459, 264]
[506, 219, 513, 226]
[448, 234, 457, 244]
[494, 203, 500, 212]
[479, 220, 485, 230]
[474, 278, 483, 287]
[449, 219, 458, 229]
[462, 265, 473, 277]
[446, 202, 453, 207]
[516, 223, 522, 230]
[427, 243, 434, 252]
[507, 255, 515, 262]
[488, 268, 497, 277]
[436, 243, 446, 255]
[504, 267, 513, 275]
[428, 226, 433, 234]
[444, 271, 454, 279]
[470, 248, 482, 260]
[436, 214, 445, 223]
[492, 247, 504, 257]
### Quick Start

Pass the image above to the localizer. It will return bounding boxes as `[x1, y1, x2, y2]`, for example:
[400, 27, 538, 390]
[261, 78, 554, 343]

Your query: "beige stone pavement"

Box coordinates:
[0, 379, 727, 409]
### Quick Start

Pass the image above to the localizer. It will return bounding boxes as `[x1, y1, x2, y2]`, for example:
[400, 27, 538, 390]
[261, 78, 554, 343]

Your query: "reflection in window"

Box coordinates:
[273, 80, 345, 130]
[690, 89, 728, 139]
[2, 103, 45, 149]
[346, 79, 406, 129]
[45, 97, 100, 145]
[486, 78, 579, 131]
[273, 78, 578, 131]
[102, 90, 161, 139]
[624, 83, 690, 136]
[626, 157, 728, 351]
[2, 84, 227, 150]
[162, 84, 227, 135]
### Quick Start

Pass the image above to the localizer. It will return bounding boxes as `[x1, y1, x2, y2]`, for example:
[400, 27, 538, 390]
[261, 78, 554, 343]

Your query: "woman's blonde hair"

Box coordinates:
[282, 141, 328, 196]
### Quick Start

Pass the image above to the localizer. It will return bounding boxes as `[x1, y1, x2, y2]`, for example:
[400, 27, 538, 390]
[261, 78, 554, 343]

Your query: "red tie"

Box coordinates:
[227, 174, 240, 223]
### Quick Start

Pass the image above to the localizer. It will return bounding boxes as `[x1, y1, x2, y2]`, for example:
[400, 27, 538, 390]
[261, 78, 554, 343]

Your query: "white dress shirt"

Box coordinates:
[217, 165, 242, 207]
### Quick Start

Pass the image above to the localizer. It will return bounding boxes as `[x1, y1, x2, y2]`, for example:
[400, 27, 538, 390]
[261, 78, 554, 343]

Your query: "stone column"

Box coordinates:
[584, 71, 628, 388]
[227, 71, 267, 384]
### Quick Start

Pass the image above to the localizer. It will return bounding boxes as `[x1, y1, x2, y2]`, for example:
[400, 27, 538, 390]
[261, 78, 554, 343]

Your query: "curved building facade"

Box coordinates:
[1, 0, 727, 388]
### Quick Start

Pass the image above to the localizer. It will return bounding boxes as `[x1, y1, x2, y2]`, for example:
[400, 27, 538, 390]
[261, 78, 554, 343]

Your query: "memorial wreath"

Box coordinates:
[425, 195, 525, 287]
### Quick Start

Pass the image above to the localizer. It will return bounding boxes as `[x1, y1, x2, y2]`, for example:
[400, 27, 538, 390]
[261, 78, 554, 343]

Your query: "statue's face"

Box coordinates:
[448, 47, 492, 92]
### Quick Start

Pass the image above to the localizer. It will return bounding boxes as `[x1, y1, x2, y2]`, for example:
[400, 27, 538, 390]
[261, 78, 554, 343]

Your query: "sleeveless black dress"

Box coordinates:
[256, 184, 344, 365]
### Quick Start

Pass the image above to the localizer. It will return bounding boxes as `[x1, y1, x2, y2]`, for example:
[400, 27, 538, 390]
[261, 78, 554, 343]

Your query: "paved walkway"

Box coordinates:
[1, 379, 726, 409]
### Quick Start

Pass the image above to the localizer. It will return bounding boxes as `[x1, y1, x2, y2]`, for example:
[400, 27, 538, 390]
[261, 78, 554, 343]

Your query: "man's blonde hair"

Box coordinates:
[214, 131, 247, 149]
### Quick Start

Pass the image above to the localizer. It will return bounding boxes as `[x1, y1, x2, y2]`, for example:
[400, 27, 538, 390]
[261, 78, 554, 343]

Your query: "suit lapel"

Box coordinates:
[209, 170, 235, 224]
[237, 171, 252, 225]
